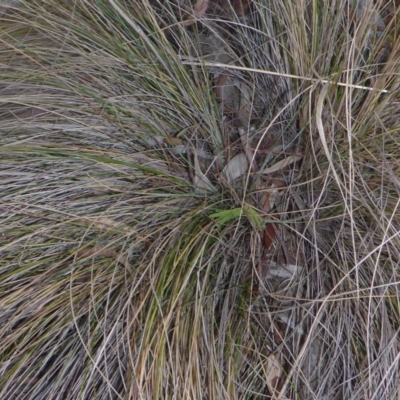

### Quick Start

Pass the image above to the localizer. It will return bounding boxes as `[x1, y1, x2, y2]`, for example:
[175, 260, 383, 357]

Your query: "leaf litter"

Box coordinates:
[155, 2, 304, 270]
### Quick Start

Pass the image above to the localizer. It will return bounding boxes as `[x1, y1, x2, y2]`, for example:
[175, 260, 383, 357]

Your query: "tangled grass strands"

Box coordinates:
[1, 0, 400, 399]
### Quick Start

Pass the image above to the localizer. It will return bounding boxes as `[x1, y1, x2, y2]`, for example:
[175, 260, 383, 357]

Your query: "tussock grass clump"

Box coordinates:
[1, 0, 400, 399]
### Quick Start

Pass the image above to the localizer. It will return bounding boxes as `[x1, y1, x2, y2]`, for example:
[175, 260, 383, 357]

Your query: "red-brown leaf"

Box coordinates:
[194, 0, 209, 18]
[263, 224, 276, 252]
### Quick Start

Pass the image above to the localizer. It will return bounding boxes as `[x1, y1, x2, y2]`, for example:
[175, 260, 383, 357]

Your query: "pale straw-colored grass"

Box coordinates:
[1, 1, 400, 399]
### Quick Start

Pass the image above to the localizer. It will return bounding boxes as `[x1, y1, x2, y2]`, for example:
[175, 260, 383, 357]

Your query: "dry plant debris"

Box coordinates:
[1, 0, 400, 399]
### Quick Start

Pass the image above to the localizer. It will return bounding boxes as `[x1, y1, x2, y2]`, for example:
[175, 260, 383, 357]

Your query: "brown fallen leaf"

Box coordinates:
[194, 0, 209, 18]
[182, 0, 209, 26]
[262, 154, 303, 175]
[257, 178, 285, 213]
[257, 212, 280, 274]
[213, 72, 229, 103]
[235, 80, 252, 127]
[192, 148, 216, 192]
[214, 74, 252, 127]
[164, 136, 183, 146]
[222, 152, 249, 182]
[263, 224, 276, 253]
[232, 0, 251, 16]
[239, 127, 257, 172]
[92, 217, 124, 231]
[144, 135, 165, 147]
[264, 353, 284, 397]
[267, 262, 304, 280]
[76, 246, 131, 271]
[259, 190, 273, 213]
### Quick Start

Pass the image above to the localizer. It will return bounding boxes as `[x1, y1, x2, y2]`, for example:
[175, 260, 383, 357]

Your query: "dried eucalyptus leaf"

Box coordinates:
[222, 152, 249, 182]
[262, 154, 302, 175]
[268, 263, 304, 279]
[193, 149, 216, 192]
[193, 174, 215, 192]
[143, 135, 165, 147]
[265, 353, 283, 395]
[170, 144, 187, 155]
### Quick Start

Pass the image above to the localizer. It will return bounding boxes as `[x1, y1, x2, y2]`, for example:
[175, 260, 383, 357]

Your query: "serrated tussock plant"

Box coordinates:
[1, 0, 400, 399]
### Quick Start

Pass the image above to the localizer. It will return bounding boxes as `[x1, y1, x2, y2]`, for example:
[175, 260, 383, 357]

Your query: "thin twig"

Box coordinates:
[180, 58, 389, 93]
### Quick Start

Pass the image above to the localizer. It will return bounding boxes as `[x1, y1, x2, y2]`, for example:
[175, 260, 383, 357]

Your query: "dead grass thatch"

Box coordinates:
[1, 0, 400, 399]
